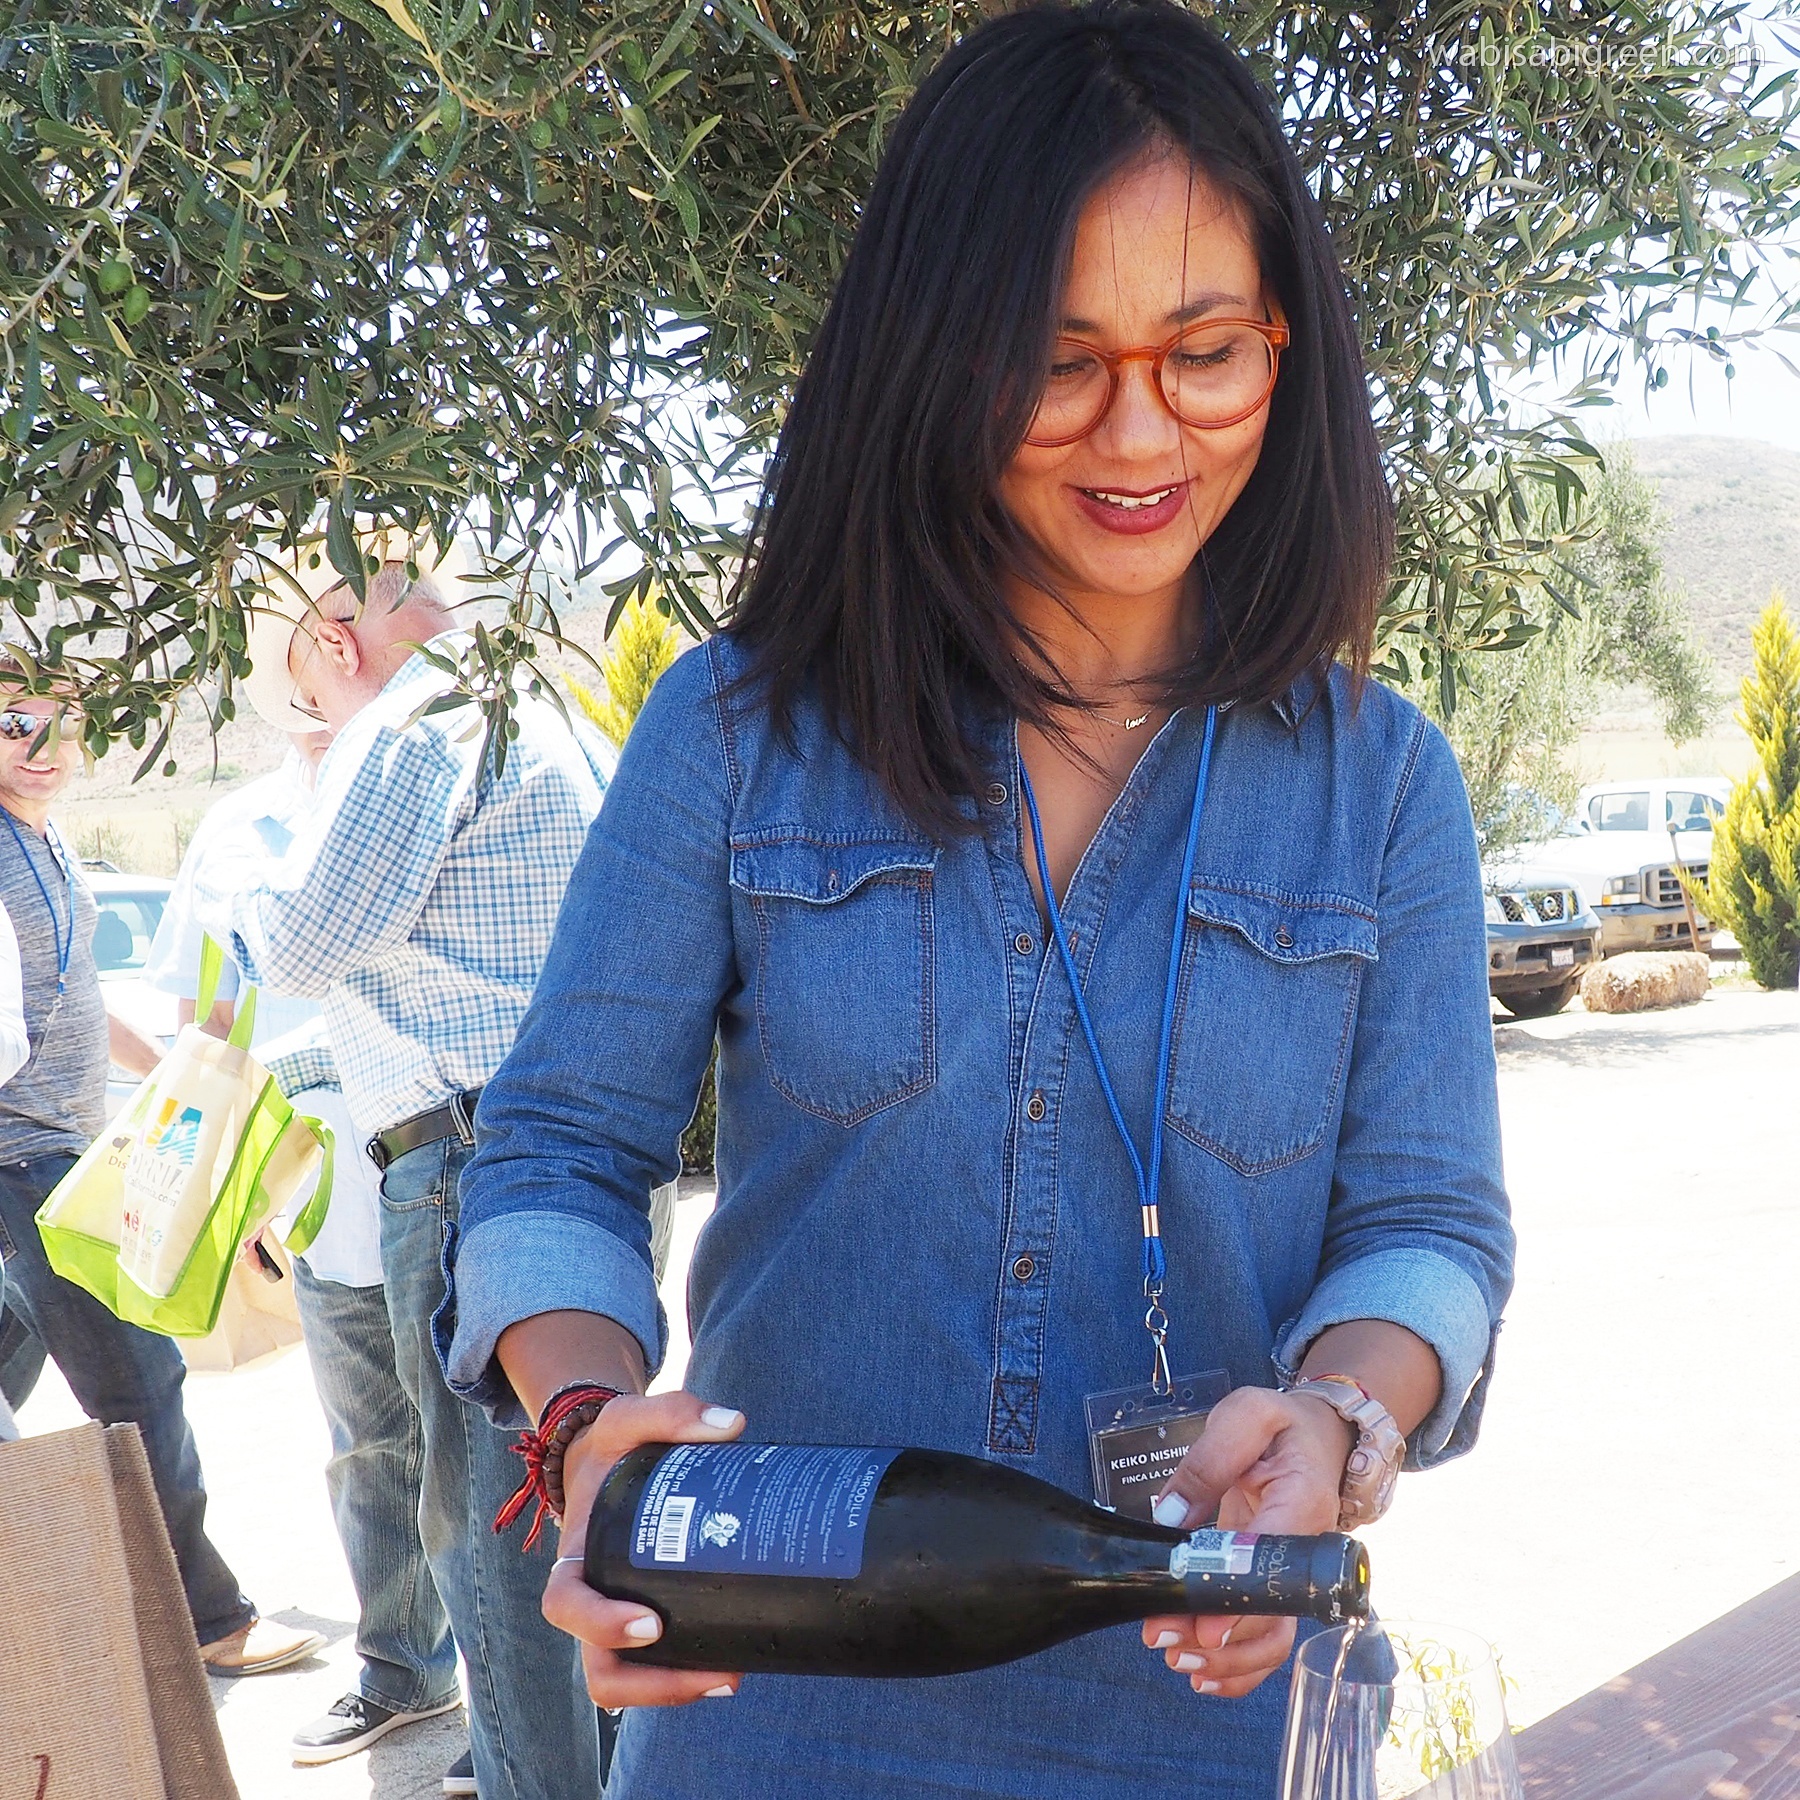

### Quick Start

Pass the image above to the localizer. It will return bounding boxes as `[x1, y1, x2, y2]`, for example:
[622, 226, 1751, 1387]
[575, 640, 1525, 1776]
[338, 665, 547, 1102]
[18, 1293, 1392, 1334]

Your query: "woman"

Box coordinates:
[443, 4, 1515, 1793]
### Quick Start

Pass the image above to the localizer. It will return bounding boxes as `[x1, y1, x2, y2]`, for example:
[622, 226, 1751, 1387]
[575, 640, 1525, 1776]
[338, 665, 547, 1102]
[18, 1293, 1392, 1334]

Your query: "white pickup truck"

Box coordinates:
[1488, 777, 1727, 957]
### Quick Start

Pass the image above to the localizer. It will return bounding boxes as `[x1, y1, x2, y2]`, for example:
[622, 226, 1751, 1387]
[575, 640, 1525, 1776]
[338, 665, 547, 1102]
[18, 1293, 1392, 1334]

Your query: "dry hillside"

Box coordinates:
[1629, 434, 1800, 681]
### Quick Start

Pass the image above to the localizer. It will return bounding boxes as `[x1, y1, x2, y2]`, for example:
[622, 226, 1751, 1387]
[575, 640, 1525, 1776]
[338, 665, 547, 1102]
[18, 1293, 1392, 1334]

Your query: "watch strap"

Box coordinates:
[1283, 1373, 1406, 1529]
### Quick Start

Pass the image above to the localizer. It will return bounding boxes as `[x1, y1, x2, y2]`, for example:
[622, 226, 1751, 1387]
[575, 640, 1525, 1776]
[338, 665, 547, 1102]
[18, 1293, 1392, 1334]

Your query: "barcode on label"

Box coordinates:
[654, 1495, 696, 1563]
[1170, 1528, 1258, 1579]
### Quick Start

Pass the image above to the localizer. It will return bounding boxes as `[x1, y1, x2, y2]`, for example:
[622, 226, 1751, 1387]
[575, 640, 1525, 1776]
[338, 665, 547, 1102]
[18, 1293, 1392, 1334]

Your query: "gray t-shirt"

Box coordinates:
[0, 811, 108, 1161]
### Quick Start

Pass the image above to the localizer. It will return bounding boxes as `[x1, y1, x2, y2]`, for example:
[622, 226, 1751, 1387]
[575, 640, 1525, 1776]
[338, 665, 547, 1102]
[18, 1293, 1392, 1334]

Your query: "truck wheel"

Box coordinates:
[1498, 978, 1580, 1019]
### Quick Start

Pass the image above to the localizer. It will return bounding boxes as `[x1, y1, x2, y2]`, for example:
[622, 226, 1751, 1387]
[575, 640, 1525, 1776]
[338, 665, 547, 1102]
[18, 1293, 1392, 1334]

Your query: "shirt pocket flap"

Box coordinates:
[1186, 883, 1378, 964]
[730, 835, 938, 905]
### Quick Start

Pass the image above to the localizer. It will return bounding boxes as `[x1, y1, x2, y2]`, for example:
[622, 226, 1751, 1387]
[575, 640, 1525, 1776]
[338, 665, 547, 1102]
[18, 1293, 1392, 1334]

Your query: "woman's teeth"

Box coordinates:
[1084, 486, 1180, 510]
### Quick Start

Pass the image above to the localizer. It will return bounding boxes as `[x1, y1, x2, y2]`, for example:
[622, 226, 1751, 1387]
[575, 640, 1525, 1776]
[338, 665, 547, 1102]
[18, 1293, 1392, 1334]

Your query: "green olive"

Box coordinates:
[99, 258, 132, 295]
[122, 285, 151, 325]
[528, 118, 554, 150]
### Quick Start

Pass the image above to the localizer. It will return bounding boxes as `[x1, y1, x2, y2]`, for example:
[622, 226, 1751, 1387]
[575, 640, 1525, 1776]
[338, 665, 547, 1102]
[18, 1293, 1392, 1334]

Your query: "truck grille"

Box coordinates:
[1646, 863, 1707, 907]
[1496, 888, 1580, 925]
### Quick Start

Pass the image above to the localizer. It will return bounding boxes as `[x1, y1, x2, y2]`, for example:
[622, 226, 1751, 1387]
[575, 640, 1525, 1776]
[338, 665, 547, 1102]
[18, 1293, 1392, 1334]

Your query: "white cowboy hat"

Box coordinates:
[240, 526, 464, 731]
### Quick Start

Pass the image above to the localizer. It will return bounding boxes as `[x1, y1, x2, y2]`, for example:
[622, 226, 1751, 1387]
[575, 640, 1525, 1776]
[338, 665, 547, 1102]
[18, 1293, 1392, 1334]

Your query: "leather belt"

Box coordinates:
[366, 1088, 483, 1173]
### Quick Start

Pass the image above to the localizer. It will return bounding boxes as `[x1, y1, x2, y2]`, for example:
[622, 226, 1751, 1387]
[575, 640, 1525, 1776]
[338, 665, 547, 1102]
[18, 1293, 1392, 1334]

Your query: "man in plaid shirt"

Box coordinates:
[193, 540, 610, 1800]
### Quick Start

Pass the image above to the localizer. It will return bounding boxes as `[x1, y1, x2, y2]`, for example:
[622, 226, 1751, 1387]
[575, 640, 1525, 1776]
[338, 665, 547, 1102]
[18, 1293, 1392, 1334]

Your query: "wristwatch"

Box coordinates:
[1282, 1374, 1406, 1529]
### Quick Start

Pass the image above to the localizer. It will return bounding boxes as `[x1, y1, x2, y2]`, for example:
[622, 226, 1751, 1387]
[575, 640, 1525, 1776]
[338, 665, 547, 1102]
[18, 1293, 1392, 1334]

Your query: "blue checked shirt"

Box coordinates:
[191, 638, 613, 1138]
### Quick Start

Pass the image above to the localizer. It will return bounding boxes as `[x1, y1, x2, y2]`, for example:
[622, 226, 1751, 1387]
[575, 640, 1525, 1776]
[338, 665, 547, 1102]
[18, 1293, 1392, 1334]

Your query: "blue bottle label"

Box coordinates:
[628, 1443, 902, 1580]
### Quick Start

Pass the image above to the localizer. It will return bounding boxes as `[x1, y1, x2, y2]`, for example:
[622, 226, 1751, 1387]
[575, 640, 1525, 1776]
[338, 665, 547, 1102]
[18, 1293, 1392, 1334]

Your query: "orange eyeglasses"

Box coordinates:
[1024, 303, 1289, 448]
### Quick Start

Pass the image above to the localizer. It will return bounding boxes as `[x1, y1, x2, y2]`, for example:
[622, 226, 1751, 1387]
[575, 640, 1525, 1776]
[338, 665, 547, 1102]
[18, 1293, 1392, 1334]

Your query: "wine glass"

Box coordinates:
[1279, 1620, 1523, 1800]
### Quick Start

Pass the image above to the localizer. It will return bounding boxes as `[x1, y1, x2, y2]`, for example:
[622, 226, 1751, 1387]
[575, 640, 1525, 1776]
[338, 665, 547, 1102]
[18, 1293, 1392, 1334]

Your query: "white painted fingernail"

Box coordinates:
[700, 1406, 743, 1430]
[704, 1684, 735, 1698]
[1151, 1630, 1180, 1649]
[1151, 1492, 1192, 1529]
[1174, 1651, 1207, 1673]
[623, 1614, 662, 1641]
[1220, 1626, 1235, 1646]
[1198, 1680, 1222, 1694]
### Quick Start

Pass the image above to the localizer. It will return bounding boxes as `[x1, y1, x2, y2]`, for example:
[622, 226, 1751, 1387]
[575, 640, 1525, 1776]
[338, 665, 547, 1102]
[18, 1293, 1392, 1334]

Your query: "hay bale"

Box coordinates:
[1579, 951, 1711, 1014]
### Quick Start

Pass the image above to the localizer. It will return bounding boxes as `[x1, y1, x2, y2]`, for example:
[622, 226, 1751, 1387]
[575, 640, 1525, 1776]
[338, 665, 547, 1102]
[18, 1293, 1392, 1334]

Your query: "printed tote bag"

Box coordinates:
[35, 935, 332, 1338]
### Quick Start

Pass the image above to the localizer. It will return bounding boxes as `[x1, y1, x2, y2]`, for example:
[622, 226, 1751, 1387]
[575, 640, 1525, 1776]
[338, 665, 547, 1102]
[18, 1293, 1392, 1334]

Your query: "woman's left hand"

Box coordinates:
[1139, 1385, 1354, 1698]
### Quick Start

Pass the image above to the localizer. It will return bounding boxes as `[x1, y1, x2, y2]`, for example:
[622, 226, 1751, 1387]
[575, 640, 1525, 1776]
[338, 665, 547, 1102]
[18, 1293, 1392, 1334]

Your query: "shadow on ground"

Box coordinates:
[1493, 1004, 1790, 1071]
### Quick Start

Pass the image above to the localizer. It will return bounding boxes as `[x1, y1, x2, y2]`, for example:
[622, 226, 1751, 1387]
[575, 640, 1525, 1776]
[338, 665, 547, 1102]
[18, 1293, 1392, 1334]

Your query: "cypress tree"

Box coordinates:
[1698, 596, 1800, 991]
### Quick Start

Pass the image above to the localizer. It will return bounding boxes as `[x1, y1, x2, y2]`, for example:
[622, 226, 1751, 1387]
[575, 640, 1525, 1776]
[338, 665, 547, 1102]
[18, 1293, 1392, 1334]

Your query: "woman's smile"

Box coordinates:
[1070, 478, 1195, 535]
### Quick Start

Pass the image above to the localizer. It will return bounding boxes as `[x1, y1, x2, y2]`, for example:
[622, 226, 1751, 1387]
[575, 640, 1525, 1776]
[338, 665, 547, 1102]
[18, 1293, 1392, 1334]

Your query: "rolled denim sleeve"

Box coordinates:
[442, 644, 736, 1424]
[1274, 716, 1515, 1467]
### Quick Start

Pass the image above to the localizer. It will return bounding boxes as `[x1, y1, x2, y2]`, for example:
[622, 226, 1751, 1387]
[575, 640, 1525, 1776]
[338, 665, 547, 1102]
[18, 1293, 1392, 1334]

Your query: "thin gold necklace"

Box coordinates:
[1092, 707, 1153, 730]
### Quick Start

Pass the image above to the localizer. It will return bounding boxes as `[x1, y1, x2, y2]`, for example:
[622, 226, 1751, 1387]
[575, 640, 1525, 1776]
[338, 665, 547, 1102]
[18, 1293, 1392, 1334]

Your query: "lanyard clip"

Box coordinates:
[1143, 1281, 1173, 1397]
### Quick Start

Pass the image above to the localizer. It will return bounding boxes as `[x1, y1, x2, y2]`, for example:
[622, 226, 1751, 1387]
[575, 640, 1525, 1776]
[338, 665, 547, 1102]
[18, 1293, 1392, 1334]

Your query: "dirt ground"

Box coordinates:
[12, 984, 1798, 1794]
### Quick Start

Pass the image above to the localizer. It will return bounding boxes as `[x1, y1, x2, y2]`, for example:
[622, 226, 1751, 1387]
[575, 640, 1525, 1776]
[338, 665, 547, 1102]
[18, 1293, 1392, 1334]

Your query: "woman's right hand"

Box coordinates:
[542, 1390, 747, 1709]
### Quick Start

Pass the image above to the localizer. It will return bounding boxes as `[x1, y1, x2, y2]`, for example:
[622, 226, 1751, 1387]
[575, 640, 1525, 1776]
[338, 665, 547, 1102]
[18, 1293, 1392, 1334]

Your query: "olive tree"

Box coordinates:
[1, 0, 1796, 767]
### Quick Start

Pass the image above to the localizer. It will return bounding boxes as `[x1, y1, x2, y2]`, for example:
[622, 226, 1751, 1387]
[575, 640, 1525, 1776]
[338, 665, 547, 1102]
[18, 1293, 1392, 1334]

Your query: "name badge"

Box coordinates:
[1085, 1370, 1231, 1520]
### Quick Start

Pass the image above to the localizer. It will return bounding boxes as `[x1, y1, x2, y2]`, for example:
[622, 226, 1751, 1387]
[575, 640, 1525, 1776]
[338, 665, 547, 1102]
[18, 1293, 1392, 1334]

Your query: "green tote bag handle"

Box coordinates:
[195, 933, 259, 1049]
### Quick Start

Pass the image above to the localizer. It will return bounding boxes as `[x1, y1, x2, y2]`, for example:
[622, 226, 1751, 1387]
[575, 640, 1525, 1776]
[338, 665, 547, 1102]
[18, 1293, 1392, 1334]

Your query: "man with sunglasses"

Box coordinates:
[0, 675, 323, 1675]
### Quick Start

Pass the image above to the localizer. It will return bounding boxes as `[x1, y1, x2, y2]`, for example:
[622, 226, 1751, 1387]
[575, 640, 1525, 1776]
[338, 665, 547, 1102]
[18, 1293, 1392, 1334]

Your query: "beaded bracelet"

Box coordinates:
[493, 1382, 622, 1552]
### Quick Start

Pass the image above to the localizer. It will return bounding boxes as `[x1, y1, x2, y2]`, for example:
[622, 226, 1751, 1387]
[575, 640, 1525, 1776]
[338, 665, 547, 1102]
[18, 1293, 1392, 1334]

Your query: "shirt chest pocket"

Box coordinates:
[729, 834, 939, 1127]
[1165, 884, 1377, 1176]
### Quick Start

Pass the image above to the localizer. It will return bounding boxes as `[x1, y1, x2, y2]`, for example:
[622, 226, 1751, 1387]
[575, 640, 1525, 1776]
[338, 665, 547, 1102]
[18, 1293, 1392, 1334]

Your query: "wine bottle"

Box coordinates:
[583, 1441, 1369, 1678]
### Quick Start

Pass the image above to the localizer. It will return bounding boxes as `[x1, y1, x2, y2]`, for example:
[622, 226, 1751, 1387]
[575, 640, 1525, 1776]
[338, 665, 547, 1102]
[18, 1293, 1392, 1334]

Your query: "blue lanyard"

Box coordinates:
[2, 806, 76, 998]
[1019, 705, 1217, 1393]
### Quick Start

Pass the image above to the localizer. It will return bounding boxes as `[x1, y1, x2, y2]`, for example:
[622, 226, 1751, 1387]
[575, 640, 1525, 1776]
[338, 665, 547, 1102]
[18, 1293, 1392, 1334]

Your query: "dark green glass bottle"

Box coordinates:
[584, 1441, 1369, 1678]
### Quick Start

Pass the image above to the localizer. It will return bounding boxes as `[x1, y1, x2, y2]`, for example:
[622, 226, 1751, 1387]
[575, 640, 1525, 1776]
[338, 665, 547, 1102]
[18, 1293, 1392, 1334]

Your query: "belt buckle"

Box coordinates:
[447, 1090, 477, 1147]
[365, 1134, 389, 1172]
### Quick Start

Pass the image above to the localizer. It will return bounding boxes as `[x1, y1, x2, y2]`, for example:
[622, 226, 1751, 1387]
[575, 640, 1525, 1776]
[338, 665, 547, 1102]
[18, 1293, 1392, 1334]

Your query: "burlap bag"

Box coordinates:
[0, 1422, 239, 1800]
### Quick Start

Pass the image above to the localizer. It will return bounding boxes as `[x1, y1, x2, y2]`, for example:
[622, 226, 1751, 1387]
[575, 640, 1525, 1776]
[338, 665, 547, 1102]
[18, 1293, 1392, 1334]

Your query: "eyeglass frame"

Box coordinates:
[1023, 303, 1291, 449]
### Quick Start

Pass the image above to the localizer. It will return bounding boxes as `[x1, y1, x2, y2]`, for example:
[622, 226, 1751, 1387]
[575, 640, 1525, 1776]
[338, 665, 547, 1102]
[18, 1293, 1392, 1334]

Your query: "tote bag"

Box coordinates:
[35, 936, 333, 1339]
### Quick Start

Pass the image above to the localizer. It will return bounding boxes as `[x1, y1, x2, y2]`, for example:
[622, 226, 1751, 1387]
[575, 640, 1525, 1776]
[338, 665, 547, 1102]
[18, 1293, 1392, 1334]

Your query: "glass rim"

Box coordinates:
[1293, 1618, 1502, 1686]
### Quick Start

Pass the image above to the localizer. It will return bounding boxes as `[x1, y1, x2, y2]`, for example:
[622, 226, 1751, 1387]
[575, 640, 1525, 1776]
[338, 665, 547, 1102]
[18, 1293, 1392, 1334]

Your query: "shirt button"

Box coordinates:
[1013, 931, 1034, 956]
[1274, 925, 1294, 949]
[1026, 1091, 1047, 1122]
[985, 782, 1009, 807]
[1012, 1254, 1036, 1282]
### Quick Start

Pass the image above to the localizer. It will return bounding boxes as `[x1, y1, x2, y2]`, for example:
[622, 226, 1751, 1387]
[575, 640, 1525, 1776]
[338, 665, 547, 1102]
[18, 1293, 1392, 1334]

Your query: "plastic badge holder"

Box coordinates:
[1086, 1369, 1231, 1520]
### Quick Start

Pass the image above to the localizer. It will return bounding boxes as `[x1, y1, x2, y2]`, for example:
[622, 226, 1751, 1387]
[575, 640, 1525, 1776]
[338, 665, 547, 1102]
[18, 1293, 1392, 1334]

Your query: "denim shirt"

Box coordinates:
[444, 634, 1514, 1799]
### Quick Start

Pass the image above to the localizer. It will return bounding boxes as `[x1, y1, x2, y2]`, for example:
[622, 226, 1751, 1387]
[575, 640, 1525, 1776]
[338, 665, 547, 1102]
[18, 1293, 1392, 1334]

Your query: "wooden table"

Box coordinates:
[1515, 1571, 1800, 1799]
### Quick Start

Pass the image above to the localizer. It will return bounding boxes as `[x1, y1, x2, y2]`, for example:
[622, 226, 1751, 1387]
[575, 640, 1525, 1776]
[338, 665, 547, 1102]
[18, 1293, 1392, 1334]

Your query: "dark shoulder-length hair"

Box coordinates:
[727, 0, 1393, 837]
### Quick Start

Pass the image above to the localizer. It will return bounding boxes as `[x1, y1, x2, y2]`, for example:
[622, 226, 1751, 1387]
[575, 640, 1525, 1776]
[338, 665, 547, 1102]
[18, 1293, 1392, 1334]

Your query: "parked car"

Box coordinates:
[84, 869, 177, 1108]
[1484, 881, 1601, 1018]
[1488, 777, 1728, 956]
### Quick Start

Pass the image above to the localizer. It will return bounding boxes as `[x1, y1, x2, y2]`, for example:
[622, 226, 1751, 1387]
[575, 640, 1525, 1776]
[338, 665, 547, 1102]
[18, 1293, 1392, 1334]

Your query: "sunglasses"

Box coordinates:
[0, 709, 75, 743]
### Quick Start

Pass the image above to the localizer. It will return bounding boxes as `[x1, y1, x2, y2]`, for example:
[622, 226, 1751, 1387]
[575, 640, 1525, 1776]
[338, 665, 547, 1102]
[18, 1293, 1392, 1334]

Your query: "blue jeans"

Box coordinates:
[378, 1137, 601, 1799]
[0, 1153, 256, 1646]
[292, 1258, 460, 1715]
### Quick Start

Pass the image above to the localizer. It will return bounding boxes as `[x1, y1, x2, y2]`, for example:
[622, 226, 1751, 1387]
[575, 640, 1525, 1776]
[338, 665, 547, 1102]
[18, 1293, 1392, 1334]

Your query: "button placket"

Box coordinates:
[984, 714, 1185, 1460]
[989, 991, 1067, 1458]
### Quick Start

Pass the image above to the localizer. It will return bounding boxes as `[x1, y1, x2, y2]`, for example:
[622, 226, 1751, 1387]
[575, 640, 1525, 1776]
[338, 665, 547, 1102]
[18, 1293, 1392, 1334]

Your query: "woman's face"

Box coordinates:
[999, 153, 1272, 616]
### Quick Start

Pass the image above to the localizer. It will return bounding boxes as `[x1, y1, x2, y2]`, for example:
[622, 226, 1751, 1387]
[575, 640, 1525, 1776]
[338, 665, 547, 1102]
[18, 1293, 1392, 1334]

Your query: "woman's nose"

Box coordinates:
[1092, 359, 1181, 457]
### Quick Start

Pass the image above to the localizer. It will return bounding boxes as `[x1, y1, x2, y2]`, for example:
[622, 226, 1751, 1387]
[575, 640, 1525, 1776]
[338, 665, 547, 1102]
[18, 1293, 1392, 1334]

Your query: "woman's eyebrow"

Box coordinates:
[1058, 291, 1253, 333]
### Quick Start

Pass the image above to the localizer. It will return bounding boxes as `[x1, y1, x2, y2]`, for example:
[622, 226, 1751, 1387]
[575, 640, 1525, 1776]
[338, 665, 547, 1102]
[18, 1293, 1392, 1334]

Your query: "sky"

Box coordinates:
[1594, 331, 1800, 454]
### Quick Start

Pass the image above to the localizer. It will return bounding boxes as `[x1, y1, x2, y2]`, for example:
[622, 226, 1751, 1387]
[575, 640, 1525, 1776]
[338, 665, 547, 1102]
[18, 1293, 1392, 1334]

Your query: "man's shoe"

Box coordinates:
[199, 1617, 326, 1677]
[442, 1749, 477, 1795]
[292, 1692, 462, 1766]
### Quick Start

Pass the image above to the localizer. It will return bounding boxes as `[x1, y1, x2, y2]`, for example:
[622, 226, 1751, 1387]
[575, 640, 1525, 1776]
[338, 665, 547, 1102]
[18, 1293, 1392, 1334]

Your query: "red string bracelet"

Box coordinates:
[494, 1383, 621, 1552]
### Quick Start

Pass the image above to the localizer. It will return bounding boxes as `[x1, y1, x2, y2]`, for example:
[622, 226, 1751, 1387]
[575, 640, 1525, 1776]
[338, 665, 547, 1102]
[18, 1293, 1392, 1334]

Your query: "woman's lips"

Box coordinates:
[1070, 480, 1193, 536]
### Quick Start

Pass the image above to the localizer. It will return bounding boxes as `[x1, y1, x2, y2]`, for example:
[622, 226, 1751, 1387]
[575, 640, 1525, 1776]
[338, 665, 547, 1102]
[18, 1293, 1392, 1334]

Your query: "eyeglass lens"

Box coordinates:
[0, 710, 70, 741]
